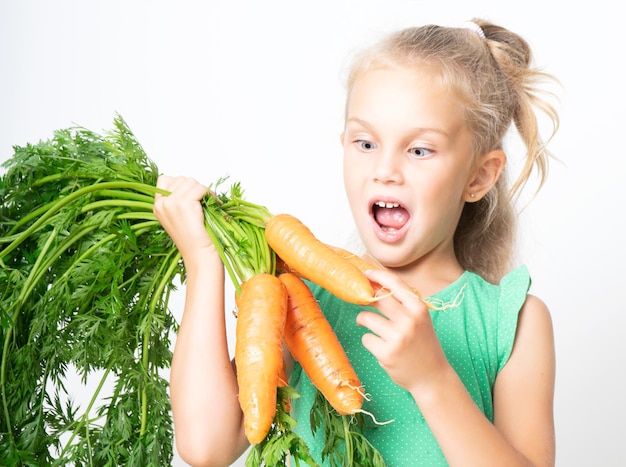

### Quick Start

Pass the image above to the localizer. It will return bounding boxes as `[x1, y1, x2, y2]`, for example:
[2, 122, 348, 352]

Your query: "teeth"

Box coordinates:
[375, 201, 400, 208]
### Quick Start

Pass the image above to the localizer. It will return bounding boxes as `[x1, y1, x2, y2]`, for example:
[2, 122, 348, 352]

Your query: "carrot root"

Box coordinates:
[235, 273, 288, 444]
[279, 272, 364, 415]
[354, 408, 395, 426]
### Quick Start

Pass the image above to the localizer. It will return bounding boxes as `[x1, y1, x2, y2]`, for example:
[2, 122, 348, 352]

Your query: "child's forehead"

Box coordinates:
[348, 64, 466, 112]
[348, 66, 457, 108]
[345, 68, 468, 140]
[349, 62, 452, 97]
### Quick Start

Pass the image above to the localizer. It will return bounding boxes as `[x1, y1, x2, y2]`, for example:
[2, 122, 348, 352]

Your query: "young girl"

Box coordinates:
[154, 18, 558, 467]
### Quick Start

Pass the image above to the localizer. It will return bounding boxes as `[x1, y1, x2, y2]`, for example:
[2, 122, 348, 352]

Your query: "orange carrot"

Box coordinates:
[265, 214, 375, 305]
[329, 245, 386, 295]
[234, 273, 288, 444]
[277, 241, 387, 299]
[329, 245, 380, 272]
[278, 272, 364, 415]
[278, 244, 385, 296]
[330, 245, 431, 306]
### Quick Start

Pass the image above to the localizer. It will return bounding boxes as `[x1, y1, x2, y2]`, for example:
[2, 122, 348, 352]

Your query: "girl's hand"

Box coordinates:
[356, 268, 450, 395]
[153, 175, 214, 262]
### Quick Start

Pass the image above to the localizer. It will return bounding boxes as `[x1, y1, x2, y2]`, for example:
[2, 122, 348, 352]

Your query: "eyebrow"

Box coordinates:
[345, 116, 451, 138]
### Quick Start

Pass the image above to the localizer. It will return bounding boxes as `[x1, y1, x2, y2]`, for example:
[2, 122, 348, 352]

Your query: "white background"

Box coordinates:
[1, 1, 624, 466]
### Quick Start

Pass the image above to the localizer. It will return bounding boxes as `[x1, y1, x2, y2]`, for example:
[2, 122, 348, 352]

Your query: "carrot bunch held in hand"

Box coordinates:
[200, 181, 385, 465]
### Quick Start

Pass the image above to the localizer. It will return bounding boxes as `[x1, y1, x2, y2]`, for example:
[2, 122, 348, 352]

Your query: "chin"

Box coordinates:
[362, 244, 403, 268]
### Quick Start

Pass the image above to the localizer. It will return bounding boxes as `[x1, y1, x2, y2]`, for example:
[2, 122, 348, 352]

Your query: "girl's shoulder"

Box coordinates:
[427, 265, 530, 311]
[427, 265, 532, 373]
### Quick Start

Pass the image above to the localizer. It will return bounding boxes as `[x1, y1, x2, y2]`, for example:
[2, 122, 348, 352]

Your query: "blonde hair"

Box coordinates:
[344, 18, 559, 283]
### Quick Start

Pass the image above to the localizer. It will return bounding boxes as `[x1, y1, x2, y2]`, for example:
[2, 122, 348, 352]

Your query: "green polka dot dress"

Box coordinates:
[290, 266, 531, 466]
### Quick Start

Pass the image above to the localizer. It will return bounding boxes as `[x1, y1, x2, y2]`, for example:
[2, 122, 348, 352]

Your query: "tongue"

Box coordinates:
[374, 206, 409, 230]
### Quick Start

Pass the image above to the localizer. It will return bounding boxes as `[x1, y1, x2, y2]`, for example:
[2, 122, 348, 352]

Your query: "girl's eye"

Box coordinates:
[409, 147, 433, 158]
[356, 140, 377, 152]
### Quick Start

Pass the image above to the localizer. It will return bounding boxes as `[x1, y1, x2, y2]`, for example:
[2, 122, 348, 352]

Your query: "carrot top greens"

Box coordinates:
[201, 178, 274, 290]
[1, 116, 178, 466]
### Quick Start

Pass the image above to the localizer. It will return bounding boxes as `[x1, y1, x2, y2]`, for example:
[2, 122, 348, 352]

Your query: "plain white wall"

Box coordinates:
[1, 1, 624, 466]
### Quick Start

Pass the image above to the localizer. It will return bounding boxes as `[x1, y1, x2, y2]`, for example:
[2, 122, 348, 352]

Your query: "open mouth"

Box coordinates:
[372, 200, 410, 232]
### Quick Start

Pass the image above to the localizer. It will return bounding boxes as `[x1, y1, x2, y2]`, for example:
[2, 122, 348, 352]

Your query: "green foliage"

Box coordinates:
[201, 177, 274, 290]
[246, 386, 319, 467]
[310, 392, 386, 467]
[0, 115, 179, 466]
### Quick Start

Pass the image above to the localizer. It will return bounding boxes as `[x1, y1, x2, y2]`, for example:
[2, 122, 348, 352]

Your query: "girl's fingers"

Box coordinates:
[165, 177, 205, 199]
[156, 175, 206, 196]
[156, 174, 173, 189]
[358, 269, 431, 352]
[361, 329, 385, 357]
[365, 269, 425, 318]
[152, 176, 211, 247]
[389, 287, 418, 304]
[356, 311, 391, 358]
[356, 310, 388, 335]
[153, 176, 208, 214]
[154, 174, 172, 201]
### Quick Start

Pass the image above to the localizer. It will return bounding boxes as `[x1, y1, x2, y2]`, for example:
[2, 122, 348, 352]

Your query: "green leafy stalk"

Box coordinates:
[200, 179, 274, 292]
[246, 386, 319, 467]
[54, 367, 112, 461]
[1, 224, 59, 449]
[0, 181, 163, 261]
[139, 247, 182, 437]
[310, 391, 386, 467]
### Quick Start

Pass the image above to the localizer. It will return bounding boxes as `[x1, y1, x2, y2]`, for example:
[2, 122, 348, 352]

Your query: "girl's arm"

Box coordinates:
[492, 295, 556, 465]
[153, 176, 249, 467]
[418, 295, 555, 467]
[358, 269, 555, 467]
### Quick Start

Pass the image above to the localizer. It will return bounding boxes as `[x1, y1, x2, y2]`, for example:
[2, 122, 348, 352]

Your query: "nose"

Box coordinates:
[372, 148, 404, 184]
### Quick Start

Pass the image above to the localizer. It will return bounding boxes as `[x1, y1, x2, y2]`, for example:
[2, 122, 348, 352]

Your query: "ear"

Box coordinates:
[464, 150, 506, 202]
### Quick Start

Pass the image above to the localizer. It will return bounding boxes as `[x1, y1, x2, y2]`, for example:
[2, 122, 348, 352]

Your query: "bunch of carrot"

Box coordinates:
[249, 214, 391, 465]
[0, 115, 386, 466]
[202, 193, 382, 447]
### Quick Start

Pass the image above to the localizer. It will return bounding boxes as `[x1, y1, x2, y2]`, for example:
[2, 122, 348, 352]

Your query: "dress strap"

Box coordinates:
[496, 265, 532, 372]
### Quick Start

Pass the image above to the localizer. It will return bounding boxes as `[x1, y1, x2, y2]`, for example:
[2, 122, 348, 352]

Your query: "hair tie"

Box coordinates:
[461, 21, 486, 39]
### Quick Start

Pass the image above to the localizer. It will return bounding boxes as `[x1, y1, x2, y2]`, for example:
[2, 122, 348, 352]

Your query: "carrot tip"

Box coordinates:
[373, 287, 393, 300]
[356, 408, 395, 426]
[339, 380, 369, 401]
[373, 286, 463, 311]
[424, 282, 468, 311]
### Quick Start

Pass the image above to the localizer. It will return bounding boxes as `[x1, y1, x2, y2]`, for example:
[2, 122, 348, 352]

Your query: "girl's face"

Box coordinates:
[342, 66, 476, 279]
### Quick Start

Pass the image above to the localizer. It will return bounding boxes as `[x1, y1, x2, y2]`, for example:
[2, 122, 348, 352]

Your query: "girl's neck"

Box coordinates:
[363, 252, 464, 297]
[364, 251, 464, 297]
[401, 264, 465, 298]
